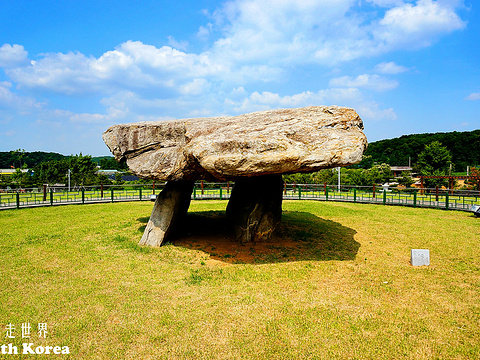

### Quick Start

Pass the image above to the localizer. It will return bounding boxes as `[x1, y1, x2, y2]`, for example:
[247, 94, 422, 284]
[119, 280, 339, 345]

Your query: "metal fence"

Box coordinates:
[1, 182, 479, 212]
[282, 183, 480, 212]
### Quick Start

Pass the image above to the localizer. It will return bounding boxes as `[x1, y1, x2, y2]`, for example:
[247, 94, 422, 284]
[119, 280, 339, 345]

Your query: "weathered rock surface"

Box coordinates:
[226, 175, 284, 243]
[139, 180, 194, 246]
[103, 106, 367, 181]
[103, 106, 367, 245]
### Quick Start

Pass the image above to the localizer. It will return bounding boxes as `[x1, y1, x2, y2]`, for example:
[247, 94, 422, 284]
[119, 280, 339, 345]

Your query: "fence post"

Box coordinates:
[435, 186, 439, 202]
[445, 192, 449, 210]
[152, 182, 155, 195]
[50, 189, 53, 206]
[139, 187, 142, 201]
[383, 189, 387, 205]
[193, 184, 196, 199]
[101, 183, 104, 198]
[43, 184, 47, 202]
[201, 180, 204, 195]
[16, 192, 20, 209]
[413, 190, 417, 208]
[325, 186, 328, 201]
[284, 181, 287, 196]
[353, 188, 356, 203]
[111, 187, 114, 203]
[373, 184, 376, 199]
[298, 186, 302, 200]
[220, 186, 223, 200]
[82, 189, 85, 204]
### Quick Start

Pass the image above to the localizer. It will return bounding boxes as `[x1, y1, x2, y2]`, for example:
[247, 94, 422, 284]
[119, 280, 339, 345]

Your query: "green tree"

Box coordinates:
[114, 172, 124, 184]
[9, 168, 35, 188]
[68, 154, 97, 186]
[10, 149, 26, 168]
[95, 173, 112, 185]
[32, 154, 97, 186]
[367, 163, 393, 184]
[397, 173, 414, 187]
[342, 164, 392, 186]
[417, 141, 452, 188]
[283, 172, 315, 184]
[312, 169, 338, 184]
[33, 159, 69, 185]
[99, 157, 128, 171]
[343, 169, 371, 186]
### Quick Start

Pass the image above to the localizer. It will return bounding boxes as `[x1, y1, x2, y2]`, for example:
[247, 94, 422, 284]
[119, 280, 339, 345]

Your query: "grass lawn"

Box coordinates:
[0, 200, 479, 359]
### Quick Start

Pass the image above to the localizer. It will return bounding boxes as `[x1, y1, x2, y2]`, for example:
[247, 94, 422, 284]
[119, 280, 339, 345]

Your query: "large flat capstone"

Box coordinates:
[103, 106, 367, 181]
[103, 106, 367, 246]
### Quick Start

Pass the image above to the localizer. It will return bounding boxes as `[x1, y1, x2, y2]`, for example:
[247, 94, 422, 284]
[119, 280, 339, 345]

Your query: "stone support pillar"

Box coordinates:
[226, 174, 283, 243]
[139, 180, 194, 246]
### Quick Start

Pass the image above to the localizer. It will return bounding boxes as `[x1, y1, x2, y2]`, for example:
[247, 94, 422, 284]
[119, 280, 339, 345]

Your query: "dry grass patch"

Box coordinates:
[0, 200, 479, 359]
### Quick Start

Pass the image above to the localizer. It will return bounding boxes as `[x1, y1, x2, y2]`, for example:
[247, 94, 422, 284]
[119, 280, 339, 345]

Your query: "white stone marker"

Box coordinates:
[411, 249, 430, 266]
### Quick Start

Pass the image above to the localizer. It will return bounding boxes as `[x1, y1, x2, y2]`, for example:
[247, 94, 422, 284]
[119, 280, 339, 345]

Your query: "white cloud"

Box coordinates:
[197, 23, 214, 40]
[374, 0, 466, 49]
[465, 92, 480, 101]
[0, 0, 467, 152]
[356, 103, 398, 121]
[70, 113, 110, 124]
[6, 51, 98, 94]
[2, 41, 228, 95]
[207, 0, 465, 66]
[329, 74, 399, 91]
[224, 87, 392, 120]
[167, 36, 189, 51]
[0, 44, 29, 68]
[210, 0, 358, 65]
[375, 61, 410, 74]
[179, 78, 210, 95]
[98, 89, 221, 120]
[0, 1, 466, 98]
[0, 80, 41, 112]
[367, 0, 407, 6]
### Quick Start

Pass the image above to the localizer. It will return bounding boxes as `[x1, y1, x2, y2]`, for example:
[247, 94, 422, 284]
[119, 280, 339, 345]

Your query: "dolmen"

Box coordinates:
[103, 106, 367, 246]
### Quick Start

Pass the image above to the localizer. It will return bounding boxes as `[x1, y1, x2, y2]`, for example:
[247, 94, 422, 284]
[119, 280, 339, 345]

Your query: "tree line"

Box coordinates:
[1, 154, 110, 188]
[0, 150, 128, 171]
[285, 140, 479, 189]
[358, 129, 480, 170]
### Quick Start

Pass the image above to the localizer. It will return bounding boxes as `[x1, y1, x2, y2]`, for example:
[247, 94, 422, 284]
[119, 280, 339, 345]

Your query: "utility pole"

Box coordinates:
[337, 167, 341, 191]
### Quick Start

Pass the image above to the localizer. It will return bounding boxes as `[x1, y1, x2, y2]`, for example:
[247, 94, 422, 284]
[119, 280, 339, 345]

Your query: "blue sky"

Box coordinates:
[0, 0, 478, 156]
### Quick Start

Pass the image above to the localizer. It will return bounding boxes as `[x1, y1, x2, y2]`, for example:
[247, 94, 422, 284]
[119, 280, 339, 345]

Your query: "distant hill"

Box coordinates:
[0, 151, 130, 172]
[0, 151, 66, 169]
[359, 130, 480, 171]
[91, 156, 112, 164]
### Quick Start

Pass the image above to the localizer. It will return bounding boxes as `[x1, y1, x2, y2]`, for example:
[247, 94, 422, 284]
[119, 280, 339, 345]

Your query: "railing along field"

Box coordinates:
[1, 182, 479, 212]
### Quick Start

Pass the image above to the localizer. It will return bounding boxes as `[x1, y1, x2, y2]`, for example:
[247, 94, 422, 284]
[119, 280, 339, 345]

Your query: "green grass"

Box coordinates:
[0, 200, 479, 359]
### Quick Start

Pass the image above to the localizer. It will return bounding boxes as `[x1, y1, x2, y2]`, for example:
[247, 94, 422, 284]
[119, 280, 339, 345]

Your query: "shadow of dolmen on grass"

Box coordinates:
[136, 210, 359, 264]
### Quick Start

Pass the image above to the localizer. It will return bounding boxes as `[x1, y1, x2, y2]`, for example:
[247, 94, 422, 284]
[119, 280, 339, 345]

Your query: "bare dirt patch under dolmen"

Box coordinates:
[154, 210, 360, 264]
